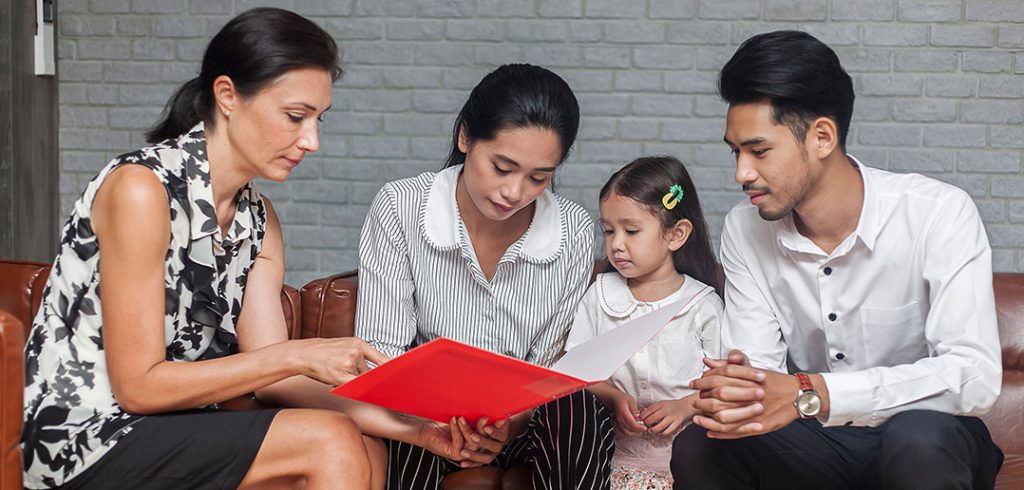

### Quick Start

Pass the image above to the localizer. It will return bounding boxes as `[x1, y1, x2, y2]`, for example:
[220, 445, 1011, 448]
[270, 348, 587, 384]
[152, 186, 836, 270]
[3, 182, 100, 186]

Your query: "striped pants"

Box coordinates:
[386, 390, 615, 490]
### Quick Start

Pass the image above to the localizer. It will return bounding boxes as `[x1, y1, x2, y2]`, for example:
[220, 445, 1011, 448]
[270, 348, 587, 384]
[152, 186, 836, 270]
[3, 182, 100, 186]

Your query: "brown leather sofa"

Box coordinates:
[1, 259, 1022, 488]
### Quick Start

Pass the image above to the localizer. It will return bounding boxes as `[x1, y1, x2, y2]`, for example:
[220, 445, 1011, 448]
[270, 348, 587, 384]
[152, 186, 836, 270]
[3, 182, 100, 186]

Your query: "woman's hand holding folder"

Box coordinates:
[416, 416, 507, 467]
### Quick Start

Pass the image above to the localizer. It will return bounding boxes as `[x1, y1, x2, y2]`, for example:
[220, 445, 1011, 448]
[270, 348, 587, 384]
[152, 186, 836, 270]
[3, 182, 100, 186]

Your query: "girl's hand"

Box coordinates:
[417, 418, 492, 467]
[295, 337, 390, 385]
[639, 396, 698, 436]
[612, 392, 646, 436]
[452, 416, 510, 467]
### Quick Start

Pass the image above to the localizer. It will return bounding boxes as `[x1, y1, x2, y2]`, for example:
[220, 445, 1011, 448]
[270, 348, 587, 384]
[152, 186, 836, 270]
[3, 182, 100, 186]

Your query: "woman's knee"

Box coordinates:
[537, 390, 612, 427]
[270, 410, 368, 471]
[306, 411, 368, 459]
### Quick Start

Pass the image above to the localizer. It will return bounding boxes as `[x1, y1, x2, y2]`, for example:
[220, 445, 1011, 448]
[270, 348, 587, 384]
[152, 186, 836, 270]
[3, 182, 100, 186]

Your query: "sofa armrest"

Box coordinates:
[0, 309, 25, 490]
[0, 260, 50, 332]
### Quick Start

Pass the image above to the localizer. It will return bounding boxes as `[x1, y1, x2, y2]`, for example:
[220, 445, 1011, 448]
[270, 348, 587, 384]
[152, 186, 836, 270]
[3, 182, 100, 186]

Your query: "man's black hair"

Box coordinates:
[719, 30, 855, 150]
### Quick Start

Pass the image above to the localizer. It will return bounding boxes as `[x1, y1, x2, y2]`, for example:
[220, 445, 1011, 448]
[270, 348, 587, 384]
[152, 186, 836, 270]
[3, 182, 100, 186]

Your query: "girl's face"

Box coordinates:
[600, 192, 691, 282]
[458, 125, 562, 222]
[220, 67, 333, 182]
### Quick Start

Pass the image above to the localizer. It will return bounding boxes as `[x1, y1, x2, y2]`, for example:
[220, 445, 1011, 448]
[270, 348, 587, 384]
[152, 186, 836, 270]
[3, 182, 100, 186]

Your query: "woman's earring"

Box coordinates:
[223, 110, 231, 117]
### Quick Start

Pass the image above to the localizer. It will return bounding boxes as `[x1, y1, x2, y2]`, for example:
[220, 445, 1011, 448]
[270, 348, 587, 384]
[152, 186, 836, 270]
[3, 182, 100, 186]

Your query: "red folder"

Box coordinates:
[331, 338, 589, 424]
[331, 288, 712, 424]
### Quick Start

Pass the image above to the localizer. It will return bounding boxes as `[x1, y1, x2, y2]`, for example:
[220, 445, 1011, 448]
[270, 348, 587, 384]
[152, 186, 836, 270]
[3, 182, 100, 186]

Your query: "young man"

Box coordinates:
[670, 31, 1004, 489]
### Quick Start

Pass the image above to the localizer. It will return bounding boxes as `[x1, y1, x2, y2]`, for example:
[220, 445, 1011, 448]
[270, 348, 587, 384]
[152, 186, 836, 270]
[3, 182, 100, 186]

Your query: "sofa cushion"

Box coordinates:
[996, 454, 1024, 489]
[300, 271, 359, 339]
[986, 274, 1024, 457]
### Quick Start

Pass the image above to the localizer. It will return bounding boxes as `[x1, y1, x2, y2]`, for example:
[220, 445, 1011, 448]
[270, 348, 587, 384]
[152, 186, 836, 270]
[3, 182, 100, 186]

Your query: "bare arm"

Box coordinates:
[229, 197, 420, 442]
[588, 381, 645, 436]
[236, 199, 489, 465]
[96, 167, 382, 415]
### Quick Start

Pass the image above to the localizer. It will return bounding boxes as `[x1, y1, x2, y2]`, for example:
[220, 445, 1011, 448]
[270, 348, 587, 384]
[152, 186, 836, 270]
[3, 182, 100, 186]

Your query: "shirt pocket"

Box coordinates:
[655, 331, 705, 388]
[859, 301, 928, 367]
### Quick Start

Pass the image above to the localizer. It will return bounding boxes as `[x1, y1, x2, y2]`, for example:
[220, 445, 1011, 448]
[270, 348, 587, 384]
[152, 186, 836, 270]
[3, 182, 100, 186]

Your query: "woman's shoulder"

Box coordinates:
[111, 129, 198, 175]
[549, 192, 594, 239]
[374, 169, 445, 208]
[381, 170, 437, 194]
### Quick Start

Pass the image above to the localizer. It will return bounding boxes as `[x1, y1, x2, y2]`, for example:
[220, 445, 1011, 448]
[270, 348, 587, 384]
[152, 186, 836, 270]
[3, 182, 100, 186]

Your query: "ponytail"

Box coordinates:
[145, 77, 209, 143]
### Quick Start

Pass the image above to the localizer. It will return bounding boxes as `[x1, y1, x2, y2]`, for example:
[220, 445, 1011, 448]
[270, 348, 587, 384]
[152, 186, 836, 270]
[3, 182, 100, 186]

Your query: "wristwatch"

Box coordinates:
[794, 373, 822, 419]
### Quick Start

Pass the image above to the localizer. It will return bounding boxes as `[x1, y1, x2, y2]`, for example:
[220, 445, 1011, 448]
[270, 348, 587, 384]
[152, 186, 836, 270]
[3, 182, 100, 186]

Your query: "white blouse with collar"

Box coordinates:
[565, 272, 723, 409]
[355, 164, 596, 368]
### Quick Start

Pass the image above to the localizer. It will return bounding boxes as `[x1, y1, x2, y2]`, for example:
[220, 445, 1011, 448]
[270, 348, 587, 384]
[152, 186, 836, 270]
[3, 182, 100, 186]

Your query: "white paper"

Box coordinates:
[552, 293, 707, 382]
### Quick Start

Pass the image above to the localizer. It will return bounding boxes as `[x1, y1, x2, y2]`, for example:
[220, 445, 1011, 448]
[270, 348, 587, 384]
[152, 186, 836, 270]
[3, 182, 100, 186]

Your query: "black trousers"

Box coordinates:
[671, 410, 1004, 490]
[386, 390, 615, 490]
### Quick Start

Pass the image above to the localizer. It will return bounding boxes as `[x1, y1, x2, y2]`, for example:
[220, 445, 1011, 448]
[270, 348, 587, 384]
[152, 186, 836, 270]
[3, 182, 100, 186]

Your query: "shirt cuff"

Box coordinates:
[818, 372, 884, 428]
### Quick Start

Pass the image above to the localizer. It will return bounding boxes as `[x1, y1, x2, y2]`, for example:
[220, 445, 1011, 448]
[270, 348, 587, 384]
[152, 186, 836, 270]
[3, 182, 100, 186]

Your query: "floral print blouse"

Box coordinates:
[21, 123, 267, 488]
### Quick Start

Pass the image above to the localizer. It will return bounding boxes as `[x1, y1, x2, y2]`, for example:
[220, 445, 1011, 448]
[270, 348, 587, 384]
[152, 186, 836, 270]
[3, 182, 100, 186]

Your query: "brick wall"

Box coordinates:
[57, 0, 1024, 285]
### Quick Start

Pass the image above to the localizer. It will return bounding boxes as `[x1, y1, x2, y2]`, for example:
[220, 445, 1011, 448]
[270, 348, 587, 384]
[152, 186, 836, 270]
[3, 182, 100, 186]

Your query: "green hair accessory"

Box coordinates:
[662, 184, 684, 210]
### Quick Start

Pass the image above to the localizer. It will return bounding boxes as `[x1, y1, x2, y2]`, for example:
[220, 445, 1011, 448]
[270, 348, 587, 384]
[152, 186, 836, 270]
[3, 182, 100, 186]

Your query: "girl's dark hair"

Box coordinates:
[443, 64, 579, 169]
[146, 8, 342, 143]
[600, 156, 722, 296]
[719, 30, 854, 151]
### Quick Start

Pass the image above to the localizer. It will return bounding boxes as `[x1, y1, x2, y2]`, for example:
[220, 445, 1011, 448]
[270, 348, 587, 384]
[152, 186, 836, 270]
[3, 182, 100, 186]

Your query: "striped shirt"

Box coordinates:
[355, 164, 596, 368]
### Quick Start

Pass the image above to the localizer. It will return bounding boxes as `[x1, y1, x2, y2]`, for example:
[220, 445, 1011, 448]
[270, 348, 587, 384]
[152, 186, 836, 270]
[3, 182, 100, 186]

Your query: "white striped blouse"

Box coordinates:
[355, 164, 596, 368]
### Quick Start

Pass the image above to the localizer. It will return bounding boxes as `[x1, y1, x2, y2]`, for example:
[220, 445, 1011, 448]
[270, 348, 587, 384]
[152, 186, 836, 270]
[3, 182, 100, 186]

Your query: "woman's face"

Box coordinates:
[458, 125, 563, 222]
[223, 67, 333, 182]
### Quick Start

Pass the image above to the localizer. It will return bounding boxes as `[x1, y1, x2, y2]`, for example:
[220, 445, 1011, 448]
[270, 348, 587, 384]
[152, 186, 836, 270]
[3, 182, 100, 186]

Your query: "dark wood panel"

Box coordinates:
[0, 0, 15, 258]
[0, 0, 59, 262]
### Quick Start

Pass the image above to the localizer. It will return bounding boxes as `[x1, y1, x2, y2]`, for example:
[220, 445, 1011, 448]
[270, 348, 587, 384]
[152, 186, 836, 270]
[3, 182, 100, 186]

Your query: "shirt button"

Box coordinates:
[823, 267, 832, 276]
[836, 352, 846, 360]
[828, 312, 837, 321]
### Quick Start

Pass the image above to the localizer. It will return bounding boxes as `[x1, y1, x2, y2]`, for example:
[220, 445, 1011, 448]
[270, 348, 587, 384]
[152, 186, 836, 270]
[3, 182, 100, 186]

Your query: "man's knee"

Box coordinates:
[880, 410, 968, 457]
[671, 424, 717, 478]
[877, 410, 977, 489]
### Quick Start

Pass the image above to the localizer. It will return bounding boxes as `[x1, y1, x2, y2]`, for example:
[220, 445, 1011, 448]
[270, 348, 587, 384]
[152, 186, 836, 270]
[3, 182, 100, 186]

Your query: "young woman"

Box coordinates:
[355, 63, 615, 490]
[21, 8, 387, 489]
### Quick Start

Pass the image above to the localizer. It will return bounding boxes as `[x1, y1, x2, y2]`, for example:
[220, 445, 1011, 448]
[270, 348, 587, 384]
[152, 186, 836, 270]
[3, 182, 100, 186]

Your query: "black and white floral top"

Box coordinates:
[21, 123, 267, 488]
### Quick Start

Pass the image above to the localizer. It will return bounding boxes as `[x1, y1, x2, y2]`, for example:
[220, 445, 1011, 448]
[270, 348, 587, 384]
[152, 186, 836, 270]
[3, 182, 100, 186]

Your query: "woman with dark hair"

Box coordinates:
[354, 64, 615, 489]
[21, 8, 387, 489]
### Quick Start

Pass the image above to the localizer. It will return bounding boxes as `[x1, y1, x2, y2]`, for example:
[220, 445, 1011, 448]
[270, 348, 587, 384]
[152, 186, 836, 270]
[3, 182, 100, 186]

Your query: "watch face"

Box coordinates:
[797, 392, 822, 417]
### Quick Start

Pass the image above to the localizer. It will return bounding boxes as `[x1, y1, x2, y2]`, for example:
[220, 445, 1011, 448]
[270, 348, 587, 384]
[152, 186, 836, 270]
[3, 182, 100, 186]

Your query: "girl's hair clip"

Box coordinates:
[662, 184, 685, 210]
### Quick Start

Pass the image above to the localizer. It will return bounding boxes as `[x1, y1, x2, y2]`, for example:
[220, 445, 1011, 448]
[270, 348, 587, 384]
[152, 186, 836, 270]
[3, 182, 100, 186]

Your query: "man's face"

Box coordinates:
[724, 101, 814, 221]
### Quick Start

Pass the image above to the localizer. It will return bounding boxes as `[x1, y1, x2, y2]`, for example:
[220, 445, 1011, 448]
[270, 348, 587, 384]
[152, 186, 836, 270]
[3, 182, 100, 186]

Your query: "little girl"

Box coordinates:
[566, 156, 723, 489]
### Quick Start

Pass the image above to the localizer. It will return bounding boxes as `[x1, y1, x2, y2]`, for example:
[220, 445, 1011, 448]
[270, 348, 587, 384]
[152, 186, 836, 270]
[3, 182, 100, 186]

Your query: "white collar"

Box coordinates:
[419, 165, 564, 263]
[774, 154, 879, 256]
[595, 272, 709, 318]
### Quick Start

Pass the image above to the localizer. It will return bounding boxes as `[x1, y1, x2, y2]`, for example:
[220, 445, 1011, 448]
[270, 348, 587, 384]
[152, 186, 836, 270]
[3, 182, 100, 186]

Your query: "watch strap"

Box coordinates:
[796, 372, 814, 392]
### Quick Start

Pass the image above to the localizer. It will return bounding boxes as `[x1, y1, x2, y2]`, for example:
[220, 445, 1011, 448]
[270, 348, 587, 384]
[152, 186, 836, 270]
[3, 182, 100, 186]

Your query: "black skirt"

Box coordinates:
[57, 408, 281, 490]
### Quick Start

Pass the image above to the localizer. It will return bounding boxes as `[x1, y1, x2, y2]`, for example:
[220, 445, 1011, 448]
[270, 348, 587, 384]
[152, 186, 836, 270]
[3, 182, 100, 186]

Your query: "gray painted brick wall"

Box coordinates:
[58, 0, 1024, 286]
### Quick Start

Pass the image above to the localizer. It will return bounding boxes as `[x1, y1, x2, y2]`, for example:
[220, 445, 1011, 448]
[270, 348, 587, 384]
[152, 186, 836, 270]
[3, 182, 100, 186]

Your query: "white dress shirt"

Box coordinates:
[355, 164, 596, 368]
[720, 156, 1002, 427]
